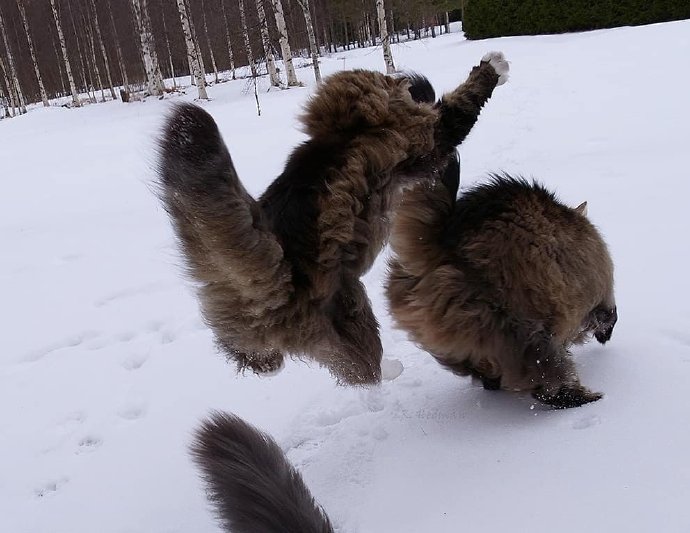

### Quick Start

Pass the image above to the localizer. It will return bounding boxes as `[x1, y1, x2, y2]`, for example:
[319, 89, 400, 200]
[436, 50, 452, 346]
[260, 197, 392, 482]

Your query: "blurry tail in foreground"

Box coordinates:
[191, 412, 334, 533]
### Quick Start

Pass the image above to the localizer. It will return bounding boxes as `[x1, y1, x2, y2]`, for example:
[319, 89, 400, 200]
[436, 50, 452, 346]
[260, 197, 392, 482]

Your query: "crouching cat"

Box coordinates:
[386, 156, 617, 408]
[156, 53, 509, 386]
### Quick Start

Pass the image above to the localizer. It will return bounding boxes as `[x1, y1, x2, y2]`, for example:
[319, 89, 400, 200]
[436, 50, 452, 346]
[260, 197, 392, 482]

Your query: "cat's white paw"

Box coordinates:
[481, 51, 509, 86]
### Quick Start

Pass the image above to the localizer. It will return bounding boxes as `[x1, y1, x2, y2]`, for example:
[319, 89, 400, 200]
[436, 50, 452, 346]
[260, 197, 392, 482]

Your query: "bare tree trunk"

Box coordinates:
[175, 0, 208, 98]
[50, 24, 67, 96]
[132, 0, 165, 96]
[16, 0, 49, 107]
[255, 0, 281, 87]
[431, 15, 437, 38]
[0, 54, 16, 116]
[185, 0, 206, 78]
[159, 0, 176, 88]
[65, 0, 93, 102]
[200, 0, 219, 83]
[0, 79, 9, 117]
[296, 0, 320, 83]
[50, 0, 81, 107]
[89, 0, 117, 99]
[238, 0, 257, 78]
[220, 0, 236, 80]
[83, 10, 106, 102]
[375, 0, 395, 74]
[106, 0, 130, 94]
[269, 0, 298, 86]
[444, 11, 450, 33]
[0, 8, 26, 113]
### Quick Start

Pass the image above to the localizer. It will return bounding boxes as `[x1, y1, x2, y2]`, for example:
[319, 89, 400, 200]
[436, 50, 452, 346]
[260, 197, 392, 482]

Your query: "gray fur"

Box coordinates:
[191, 412, 334, 533]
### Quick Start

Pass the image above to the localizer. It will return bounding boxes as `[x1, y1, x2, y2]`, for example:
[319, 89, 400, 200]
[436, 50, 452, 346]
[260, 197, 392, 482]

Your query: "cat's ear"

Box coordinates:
[574, 201, 588, 216]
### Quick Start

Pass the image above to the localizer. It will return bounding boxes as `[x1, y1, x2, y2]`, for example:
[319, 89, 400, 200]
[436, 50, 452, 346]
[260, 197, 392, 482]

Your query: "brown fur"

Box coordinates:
[386, 172, 617, 408]
[157, 56, 505, 385]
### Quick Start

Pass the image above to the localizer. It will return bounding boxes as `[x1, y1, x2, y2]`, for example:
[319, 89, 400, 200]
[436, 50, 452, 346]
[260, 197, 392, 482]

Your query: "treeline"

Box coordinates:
[464, 0, 690, 40]
[0, 0, 461, 115]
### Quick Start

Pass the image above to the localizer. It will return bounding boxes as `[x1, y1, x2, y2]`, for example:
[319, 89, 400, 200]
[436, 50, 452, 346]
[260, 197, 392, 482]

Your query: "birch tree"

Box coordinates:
[106, 0, 130, 95]
[296, 0, 321, 83]
[269, 0, 299, 87]
[66, 0, 94, 102]
[255, 0, 281, 87]
[220, 0, 236, 80]
[0, 6, 26, 113]
[376, 0, 395, 74]
[16, 0, 49, 107]
[238, 0, 257, 78]
[200, 0, 219, 84]
[0, 53, 16, 116]
[131, 0, 165, 96]
[88, 0, 117, 99]
[175, 0, 208, 99]
[83, 9, 106, 102]
[0, 79, 9, 117]
[159, 0, 177, 88]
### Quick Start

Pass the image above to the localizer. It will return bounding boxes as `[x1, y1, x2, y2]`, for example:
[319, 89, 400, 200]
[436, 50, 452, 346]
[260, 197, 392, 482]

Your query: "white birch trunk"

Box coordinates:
[200, 0, 219, 83]
[175, 0, 208, 99]
[296, 0, 320, 83]
[89, 0, 117, 99]
[132, 0, 165, 96]
[50, 25, 67, 96]
[0, 9, 26, 113]
[255, 0, 281, 87]
[83, 11, 106, 102]
[17, 0, 49, 107]
[50, 0, 79, 106]
[238, 0, 257, 78]
[0, 79, 10, 118]
[220, 0, 236, 80]
[185, 0, 206, 79]
[0, 54, 16, 116]
[269, 0, 298, 86]
[106, 0, 130, 94]
[66, 0, 94, 102]
[159, 0, 177, 88]
[376, 0, 395, 74]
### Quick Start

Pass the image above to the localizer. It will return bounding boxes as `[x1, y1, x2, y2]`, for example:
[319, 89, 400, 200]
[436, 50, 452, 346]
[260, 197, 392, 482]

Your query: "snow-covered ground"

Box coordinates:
[2, 20, 690, 533]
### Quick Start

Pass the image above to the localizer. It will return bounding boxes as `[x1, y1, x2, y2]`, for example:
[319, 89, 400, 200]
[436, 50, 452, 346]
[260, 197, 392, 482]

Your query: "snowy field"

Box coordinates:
[2, 20, 690, 533]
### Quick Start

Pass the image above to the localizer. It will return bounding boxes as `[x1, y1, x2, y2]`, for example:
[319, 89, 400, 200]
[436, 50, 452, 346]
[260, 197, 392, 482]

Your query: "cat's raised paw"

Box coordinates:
[481, 51, 509, 86]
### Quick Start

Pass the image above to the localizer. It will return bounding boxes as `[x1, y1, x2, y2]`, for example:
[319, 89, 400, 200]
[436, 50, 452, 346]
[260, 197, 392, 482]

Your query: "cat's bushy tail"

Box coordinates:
[191, 411, 334, 533]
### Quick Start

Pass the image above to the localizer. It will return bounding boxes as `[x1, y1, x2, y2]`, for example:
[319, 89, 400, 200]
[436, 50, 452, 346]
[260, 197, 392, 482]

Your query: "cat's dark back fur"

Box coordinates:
[386, 173, 617, 408]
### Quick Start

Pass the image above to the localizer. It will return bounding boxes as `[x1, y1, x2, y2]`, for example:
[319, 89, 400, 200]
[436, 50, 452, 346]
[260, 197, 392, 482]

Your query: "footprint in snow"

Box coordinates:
[76, 435, 102, 454]
[121, 353, 148, 371]
[118, 402, 147, 421]
[35, 477, 69, 499]
[572, 414, 601, 430]
[22, 331, 101, 362]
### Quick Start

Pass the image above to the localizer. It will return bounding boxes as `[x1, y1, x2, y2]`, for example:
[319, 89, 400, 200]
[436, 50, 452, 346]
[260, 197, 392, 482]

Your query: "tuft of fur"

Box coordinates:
[387, 174, 617, 408]
[191, 412, 334, 533]
[157, 54, 508, 385]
